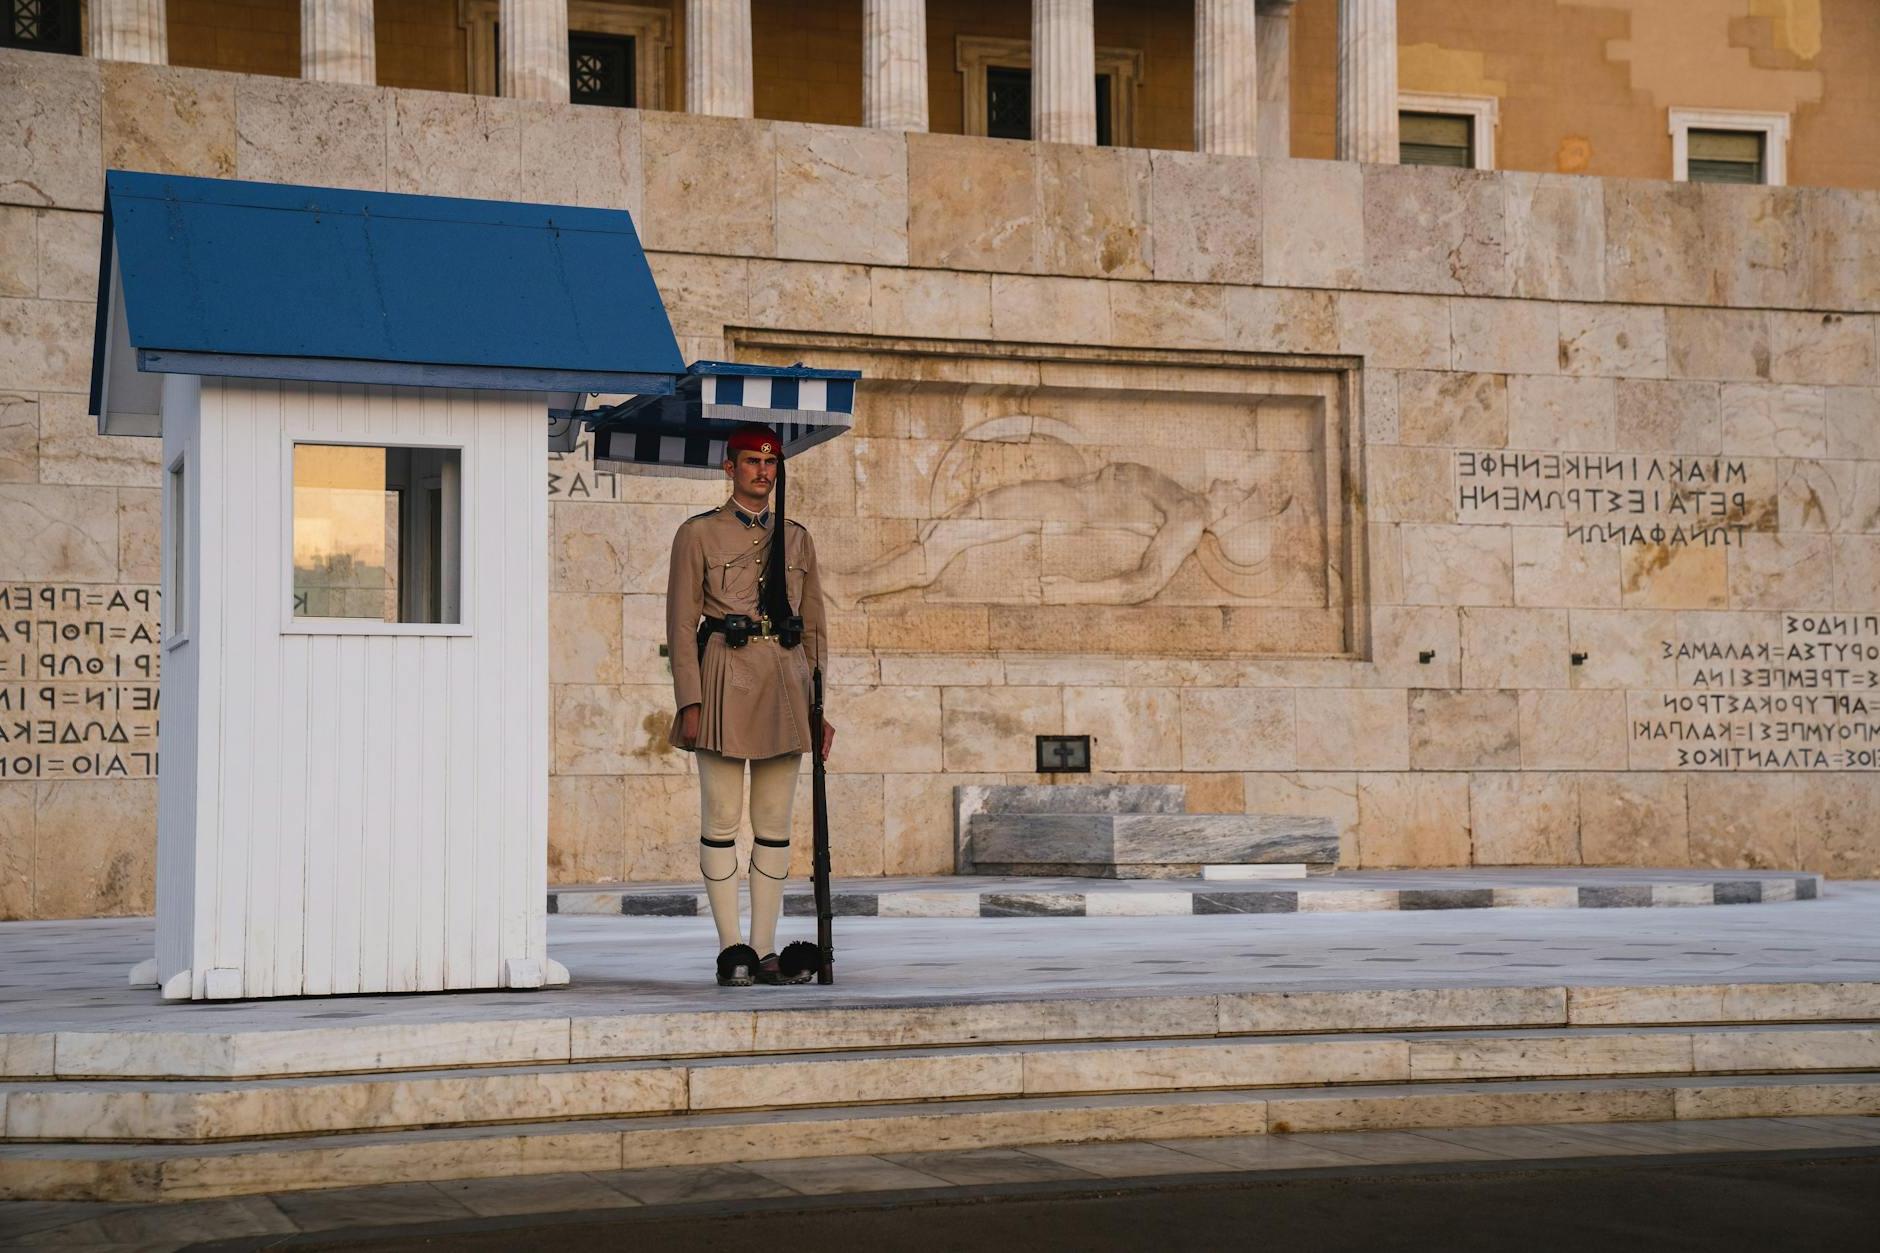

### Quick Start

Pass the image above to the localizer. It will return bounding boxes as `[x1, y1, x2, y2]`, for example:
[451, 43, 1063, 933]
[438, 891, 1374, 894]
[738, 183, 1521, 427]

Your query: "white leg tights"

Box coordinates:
[696, 750, 746, 950]
[696, 750, 802, 954]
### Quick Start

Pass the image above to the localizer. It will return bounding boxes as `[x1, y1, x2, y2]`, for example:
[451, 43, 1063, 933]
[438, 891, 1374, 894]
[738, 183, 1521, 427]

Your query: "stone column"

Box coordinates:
[864, 0, 928, 132]
[1033, 0, 1096, 145]
[1194, 0, 1257, 156]
[1256, 0, 1295, 158]
[1336, 0, 1398, 163]
[501, 0, 570, 101]
[88, 0, 167, 64]
[686, 0, 755, 118]
[301, 0, 375, 85]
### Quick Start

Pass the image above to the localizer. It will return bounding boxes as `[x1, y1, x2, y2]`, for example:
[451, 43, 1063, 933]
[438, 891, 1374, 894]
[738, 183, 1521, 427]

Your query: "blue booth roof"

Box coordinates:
[90, 171, 687, 433]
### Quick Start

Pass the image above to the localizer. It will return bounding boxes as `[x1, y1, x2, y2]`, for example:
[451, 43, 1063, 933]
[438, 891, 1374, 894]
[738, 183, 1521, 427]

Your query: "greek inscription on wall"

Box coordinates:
[0, 584, 161, 780]
[1454, 451, 1777, 546]
[1631, 614, 1880, 771]
[549, 431, 622, 501]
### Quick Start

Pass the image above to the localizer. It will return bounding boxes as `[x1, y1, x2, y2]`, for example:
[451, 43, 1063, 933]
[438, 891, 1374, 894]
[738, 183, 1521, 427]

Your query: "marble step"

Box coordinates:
[969, 813, 1339, 877]
[7, 1022, 1878, 1145]
[10, 980, 1879, 1081]
[7, 1071, 1879, 1203]
[555, 869, 1827, 917]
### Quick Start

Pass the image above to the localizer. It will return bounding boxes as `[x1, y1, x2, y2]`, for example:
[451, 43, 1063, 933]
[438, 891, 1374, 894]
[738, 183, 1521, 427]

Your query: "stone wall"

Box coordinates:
[2, 50, 1879, 917]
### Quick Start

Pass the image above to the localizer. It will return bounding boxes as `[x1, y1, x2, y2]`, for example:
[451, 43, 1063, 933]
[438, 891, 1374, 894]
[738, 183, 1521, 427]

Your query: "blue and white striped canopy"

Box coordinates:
[585, 361, 860, 477]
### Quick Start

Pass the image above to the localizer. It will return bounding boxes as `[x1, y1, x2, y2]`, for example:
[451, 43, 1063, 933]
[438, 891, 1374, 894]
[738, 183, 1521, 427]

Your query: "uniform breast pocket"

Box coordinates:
[713, 552, 758, 602]
[786, 562, 805, 607]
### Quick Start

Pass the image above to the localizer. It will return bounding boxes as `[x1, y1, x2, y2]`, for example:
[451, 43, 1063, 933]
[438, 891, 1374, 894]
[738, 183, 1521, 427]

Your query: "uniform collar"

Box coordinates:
[729, 501, 772, 529]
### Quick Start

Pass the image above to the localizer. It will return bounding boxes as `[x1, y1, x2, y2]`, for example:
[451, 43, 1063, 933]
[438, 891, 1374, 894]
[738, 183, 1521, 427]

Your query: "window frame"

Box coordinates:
[163, 451, 189, 651]
[280, 434, 471, 639]
[1397, 91, 1499, 170]
[1669, 108, 1789, 186]
[956, 34, 1143, 147]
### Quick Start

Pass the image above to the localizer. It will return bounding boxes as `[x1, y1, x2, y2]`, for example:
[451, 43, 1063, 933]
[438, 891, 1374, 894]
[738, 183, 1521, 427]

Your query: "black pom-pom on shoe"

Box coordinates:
[716, 943, 760, 987]
[777, 941, 822, 983]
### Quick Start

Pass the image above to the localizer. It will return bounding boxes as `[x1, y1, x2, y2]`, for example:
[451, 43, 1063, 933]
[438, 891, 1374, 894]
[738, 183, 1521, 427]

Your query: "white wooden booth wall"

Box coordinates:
[157, 377, 550, 999]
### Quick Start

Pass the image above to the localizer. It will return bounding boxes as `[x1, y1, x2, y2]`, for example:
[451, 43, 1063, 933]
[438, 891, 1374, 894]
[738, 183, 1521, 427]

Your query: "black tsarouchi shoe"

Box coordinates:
[764, 941, 820, 985]
[716, 943, 760, 987]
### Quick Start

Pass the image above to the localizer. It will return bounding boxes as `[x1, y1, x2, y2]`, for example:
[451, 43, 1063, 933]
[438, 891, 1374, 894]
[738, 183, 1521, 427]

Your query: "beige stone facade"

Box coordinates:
[2, 46, 1878, 918]
[142, 0, 1880, 191]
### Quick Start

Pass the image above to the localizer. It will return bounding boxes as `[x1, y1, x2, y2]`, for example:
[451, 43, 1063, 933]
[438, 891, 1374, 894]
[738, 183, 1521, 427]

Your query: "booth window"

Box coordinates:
[291, 444, 461, 625]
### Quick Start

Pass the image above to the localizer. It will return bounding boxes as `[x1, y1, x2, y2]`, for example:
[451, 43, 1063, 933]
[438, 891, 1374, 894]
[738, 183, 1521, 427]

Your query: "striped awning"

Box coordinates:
[583, 361, 860, 477]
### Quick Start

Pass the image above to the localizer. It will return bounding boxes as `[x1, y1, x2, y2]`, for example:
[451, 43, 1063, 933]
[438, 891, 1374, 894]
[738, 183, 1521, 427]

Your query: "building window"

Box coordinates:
[291, 444, 461, 626]
[164, 456, 187, 644]
[986, 65, 1030, 140]
[462, 0, 670, 107]
[1400, 112, 1471, 167]
[957, 35, 1142, 147]
[982, 65, 1116, 145]
[1687, 130, 1763, 183]
[1670, 108, 1789, 186]
[2, 0, 81, 53]
[1397, 92, 1498, 170]
[569, 31, 635, 107]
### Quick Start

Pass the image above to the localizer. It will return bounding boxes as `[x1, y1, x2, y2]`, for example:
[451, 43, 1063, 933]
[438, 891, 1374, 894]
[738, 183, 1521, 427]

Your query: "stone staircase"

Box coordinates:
[4, 979, 1878, 1202]
[956, 784, 1339, 877]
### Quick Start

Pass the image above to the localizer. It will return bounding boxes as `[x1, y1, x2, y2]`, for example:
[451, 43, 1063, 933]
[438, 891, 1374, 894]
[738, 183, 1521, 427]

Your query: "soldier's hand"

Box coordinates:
[676, 704, 701, 748]
[820, 718, 836, 761]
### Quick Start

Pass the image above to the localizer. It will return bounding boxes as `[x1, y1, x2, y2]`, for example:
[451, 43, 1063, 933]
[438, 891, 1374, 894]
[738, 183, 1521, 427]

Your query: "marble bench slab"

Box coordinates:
[954, 784, 1188, 873]
[968, 813, 1339, 879]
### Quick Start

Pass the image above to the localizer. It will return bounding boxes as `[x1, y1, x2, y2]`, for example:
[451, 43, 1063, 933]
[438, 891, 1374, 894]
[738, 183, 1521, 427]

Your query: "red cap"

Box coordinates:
[725, 423, 782, 458]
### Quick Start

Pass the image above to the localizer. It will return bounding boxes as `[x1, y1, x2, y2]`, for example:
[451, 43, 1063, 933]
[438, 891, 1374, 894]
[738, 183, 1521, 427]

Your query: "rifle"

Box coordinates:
[809, 666, 835, 984]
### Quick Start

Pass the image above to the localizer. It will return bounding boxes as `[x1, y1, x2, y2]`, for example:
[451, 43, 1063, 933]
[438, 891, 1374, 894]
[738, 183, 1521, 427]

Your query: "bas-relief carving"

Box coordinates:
[821, 406, 1324, 614]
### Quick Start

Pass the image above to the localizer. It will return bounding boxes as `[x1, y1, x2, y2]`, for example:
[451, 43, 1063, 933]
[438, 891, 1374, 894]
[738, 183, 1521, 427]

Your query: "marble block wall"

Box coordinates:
[2, 51, 1878, 917]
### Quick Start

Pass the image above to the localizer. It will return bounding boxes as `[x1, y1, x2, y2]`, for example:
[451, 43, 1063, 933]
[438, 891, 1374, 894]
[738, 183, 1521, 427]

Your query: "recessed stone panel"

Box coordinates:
[738, 335, 1361, 661]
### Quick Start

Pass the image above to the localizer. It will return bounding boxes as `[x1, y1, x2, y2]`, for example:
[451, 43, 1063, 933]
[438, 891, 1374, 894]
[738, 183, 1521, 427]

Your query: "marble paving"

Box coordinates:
[552, 868, 1824, 918]
[4, 1114, 1877, 1246]
[1, 883, 1876, 1037]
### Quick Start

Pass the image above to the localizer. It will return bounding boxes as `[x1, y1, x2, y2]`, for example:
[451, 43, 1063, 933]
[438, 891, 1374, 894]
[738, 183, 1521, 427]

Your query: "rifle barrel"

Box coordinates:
[811, 667, 834, 984]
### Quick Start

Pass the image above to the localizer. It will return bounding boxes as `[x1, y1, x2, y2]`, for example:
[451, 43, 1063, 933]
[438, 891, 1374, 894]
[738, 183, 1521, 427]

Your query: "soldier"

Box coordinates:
[666, 423, 835, 986]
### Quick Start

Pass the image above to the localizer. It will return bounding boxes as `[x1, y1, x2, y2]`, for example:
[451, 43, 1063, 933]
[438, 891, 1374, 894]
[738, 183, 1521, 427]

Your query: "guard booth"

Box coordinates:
[88, 172, 854, 1001]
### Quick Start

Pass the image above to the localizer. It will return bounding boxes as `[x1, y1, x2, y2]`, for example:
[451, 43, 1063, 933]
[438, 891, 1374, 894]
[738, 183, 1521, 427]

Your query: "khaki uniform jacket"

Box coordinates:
[666, 501, 828, 760]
